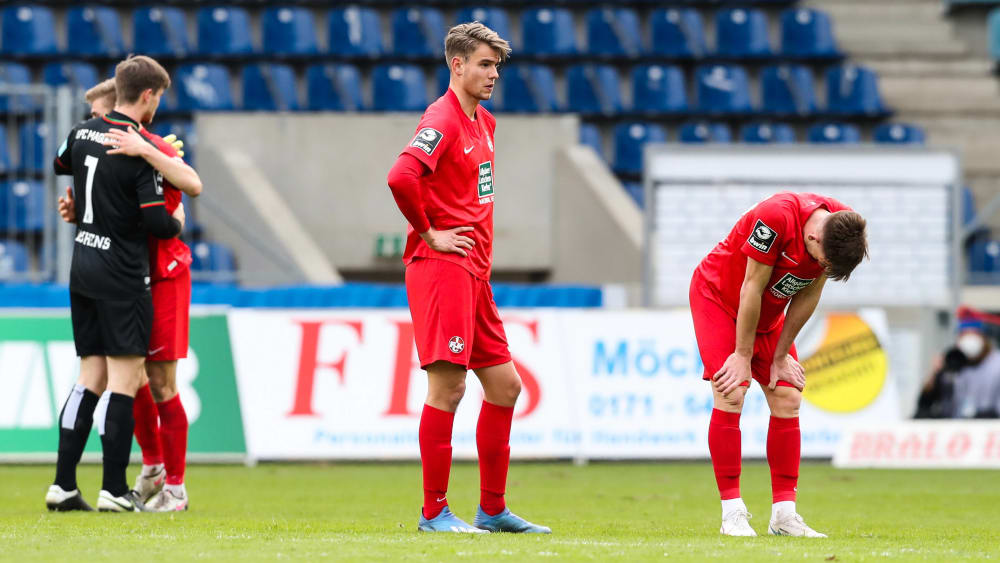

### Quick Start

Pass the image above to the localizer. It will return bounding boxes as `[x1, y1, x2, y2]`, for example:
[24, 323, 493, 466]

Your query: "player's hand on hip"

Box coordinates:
[57, 186, 76, 223]
[768, 354, 805, 391]
[172, 202, 186, 232]
[713, 352, 752, 396]
[103, 126, 148, 157]
[420, 226, 475, 258]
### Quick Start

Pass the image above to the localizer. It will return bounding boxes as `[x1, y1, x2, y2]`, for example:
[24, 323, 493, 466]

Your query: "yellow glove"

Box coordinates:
[162, 133, 185, 158]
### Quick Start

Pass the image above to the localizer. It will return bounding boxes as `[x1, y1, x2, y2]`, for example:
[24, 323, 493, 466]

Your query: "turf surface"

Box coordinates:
[1, 461, 997, 561]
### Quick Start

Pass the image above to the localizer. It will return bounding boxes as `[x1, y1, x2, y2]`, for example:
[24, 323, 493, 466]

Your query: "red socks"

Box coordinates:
[477, 401, 514, 516]
[419, 404, 455, 520]
[133, 384, 162, 466]
[767, 416, 800, 503]
[709, 408, 742, 500]
[157, 395, 188, 486]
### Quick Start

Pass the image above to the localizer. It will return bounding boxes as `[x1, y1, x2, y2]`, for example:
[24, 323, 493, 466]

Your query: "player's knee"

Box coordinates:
[442, 379, 467, 410]
[770, 389, 801, 417]
[716, 393, 745, 412]
[498, 376, 521, 405]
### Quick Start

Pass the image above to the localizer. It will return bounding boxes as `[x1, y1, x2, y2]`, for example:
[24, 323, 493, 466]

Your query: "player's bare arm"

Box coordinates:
[767, 274, 826, 390]
[103, 126, 203, 197]
[419, 226, 476, 258]
[714, 257, 773, 396]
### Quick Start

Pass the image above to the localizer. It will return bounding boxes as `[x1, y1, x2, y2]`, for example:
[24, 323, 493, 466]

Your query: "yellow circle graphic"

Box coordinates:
[800, 314, 887, 413]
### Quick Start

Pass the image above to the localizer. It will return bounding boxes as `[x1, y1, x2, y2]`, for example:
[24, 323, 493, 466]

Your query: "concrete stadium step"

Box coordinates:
[858, 57, 994, 77]
[919, 118, 1000, 173]
[880, 77, 1000, 114]
[835, 25, 955, 43]
[840, 39, 969, 57]
[818, 2, 945, 21]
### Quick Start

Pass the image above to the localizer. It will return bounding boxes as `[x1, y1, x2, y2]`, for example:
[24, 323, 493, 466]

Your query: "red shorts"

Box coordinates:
[689, 271, 795, 388]
[147, 268, 191, 362]
[405, 257, 511, 370]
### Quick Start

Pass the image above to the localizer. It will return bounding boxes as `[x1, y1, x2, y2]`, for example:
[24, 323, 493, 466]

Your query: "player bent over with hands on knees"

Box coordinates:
[386, 22, 549, 534]
[689, 192, 868, 537]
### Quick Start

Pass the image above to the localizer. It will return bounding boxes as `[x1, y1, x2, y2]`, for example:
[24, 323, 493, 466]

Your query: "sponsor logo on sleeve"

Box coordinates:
[747, 219, 777, 253]
[770, 273, 815, 299]
[410, 128, 444, 156]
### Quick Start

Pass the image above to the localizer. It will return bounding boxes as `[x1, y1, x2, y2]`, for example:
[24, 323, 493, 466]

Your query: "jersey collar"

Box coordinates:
[445, 88, 478, 122]
[102, 111, 140, 129]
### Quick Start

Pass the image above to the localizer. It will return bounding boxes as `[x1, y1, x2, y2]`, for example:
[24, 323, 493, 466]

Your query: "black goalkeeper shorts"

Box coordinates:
[70, 291, 153, 357]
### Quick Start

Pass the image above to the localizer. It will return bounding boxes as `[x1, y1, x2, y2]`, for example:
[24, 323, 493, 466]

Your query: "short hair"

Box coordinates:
[822, 210, 869, 281]
[84, 78, 116, 105]
[114, 55, 170, 104]
[444, 22, 511, 66]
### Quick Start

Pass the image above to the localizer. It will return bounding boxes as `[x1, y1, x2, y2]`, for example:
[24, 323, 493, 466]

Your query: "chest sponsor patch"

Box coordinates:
[410, 128, 444, 156]
[770, 273, 815, 299]
[747, 219, 778, 254]
[477, 161, 495, 200]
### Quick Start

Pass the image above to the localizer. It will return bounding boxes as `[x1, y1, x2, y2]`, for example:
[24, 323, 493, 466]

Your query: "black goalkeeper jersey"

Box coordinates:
[54, 111, 177, 300]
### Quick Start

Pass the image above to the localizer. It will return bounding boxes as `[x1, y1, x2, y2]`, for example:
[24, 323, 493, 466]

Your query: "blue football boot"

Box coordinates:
[473, 506, 552, 534]
[418, 506, 487, 533]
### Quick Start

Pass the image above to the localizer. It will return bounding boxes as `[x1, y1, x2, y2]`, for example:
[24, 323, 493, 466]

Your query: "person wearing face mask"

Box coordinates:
[950, 319, 1000, 419]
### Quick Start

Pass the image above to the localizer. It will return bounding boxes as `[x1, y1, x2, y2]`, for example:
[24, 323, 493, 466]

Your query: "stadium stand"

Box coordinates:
[262, 7, 319, 58]
[242, 63, 300, 112]
[740, 122, 796, 143]
[306, 64, 365, 112]
[133, 7, 191, 59]
[826, 64, 888, 116]
[328, 6, 384, 59]
[191, 241, 238, 284]
[391, 7, 446, 58]
[567, 64, 624, 116]
[873, 123, 926, 145]
[0, 180, 45, 233]
[650, 8, 707, 58]
[175, 63, 235, 111]
[1, 4, 58, 56]
[66, 6, 125, 59]
[613, 121, 667, 175]
[679, 121, 732, 143]
[760, 64, 818, 117]
[373, 63, 427, 112]
[196, 6, 254, 57]
[695, 64, 752, 115]
[0, 125, 10, 175]
[632, 64, 688, 115]
[17, 122, 50, 175]
[522, 7, 577, 57]
[579, 123, 604, 160]
[586, 7, 644, 58]
[780, 7, 841, 59]
[500, 63, 560, 113]
[0, 61, 35, 112]
[42, 62, 99, 91]
[456, 7, 511, 41]
[807, 122, 862, 144]
[0, 239, 30, 277]
[715, 8, 772, 58]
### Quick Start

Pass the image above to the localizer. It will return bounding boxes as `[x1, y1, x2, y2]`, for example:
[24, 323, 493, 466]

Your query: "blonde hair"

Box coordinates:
[114, 55, 171, 104]
[85, 78, 116, 105]
[444, 22, 511, 65]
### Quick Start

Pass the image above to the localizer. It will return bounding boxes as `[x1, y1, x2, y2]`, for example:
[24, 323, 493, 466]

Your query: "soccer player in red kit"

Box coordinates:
[386, 23, 550, 534]
[689, 192, 868, 537]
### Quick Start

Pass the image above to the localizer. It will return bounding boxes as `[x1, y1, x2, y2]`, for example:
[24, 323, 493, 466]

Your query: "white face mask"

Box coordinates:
[957, 333, 985, 359]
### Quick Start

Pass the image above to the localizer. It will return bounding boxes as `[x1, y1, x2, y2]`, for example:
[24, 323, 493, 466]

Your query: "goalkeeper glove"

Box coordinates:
[162, 133, 185, 158]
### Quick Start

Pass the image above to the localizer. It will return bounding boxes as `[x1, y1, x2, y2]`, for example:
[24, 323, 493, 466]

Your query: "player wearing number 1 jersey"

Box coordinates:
[386, 23, 549, 534]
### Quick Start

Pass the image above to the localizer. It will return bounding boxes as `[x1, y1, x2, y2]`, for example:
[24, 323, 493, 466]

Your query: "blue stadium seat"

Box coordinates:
[0, 62, 36, 113]
[263, 7, 318, 57]
[780, 8, 840, 58]
[18, 122, 51, 174]
[579, 123, 604, 160]
[1, 5, 58, 56]
[873, 123, 926, 145]
[632, 64, 688, 114]
[372, 64, 427, 112]
[191, 241, 237, 283]
[498, 64, 559, 113]
[391, 8, 446, 58]
[586, 8, 642, 57]
[0, 180, 45, 233]
[0, 126, 10, 174]
[67, 6, 124, 58]
[740, 122, 796, 144]
[969, 239, 1000, 273]
[0, 239, 30, 277]
[42, 62, 99, 91]
[522, 8, 577, 57]
[990, 8, 1000, 62]
[761, 64, 817, 116]
[567, 64, 623, 115]
[679, 121, 732, 143]
[715, 8, 771, 58]
[175, 64, 235, 111]
[807, 122, 861, 144]
[306, 64, 364, 111]
[328, 6, 383, 58]
[151, 120, 196, 165]
[695, 65, 752, 115]
[197, 6, 254, 56]
[613, 122, 667, 175]
[650, 8, 706, 58]
[455, 7, 511, 40]
[434, 66, 493, 112]
[134, 7, 190, 58]
[826, 65, 887, 115]
[242, 64, 299, 112]
[622, 181, 643, 209]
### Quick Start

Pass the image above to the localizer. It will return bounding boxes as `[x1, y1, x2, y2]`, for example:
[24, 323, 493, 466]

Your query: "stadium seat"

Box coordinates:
[969, 239, 1000, 273]
[826, 65, 887, 115]
[780, 8, 840, 58]
[17, 122, 51, 174]
[715, 8, 771, 58]
[0, 180, 45, 233]
[0, 126, 10, 174]
[434, 66, 493, 112]
[0, 239, 30, 277]
[695, 65, 752, 115]
[679, 121, 732, 143]
[522, 8, 577, 57]
[613, 122, 667, 175]
[990, 8, 1000, 62]
[632, 64, 688, 114]
[191, 241, 237, 283]
[567, 64, 623, 115]
[1, 5, 58, 56]
[134, 7, 190, 58]
[874, 123, 926, 145]
[807, 122, 861, 144]
[650, 8, 707, 58]
[622, 181, 643, 209]
[0, 62, 36, 113]
[761, 64, 818, 116]
[328, 6, 383, 58]
[455, 7, 511, 40]
[42, 62, 99, 91]
[498, 64, 559, 113]
[740, 122, 796, 144]
[391, 8, 446, 58]
[586, 8, 643, 57]
[151, 120, 196, 165]
[175, 64, 235, 111]
[306, 64, 364, 111]
[579, 123, 604, 160]
[263, 7, 318, 57]
[242, 64, 299, 112]
[372, 64, 427, 112]
[67, 6, 125, 58]
[197, 6, 254, 56]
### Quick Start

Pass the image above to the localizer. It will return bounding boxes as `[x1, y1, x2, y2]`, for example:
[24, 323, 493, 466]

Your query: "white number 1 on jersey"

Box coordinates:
[82, 155, 98, 224]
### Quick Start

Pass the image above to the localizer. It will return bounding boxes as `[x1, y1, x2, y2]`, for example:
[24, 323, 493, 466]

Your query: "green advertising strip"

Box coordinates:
[0, 313, 245, 456]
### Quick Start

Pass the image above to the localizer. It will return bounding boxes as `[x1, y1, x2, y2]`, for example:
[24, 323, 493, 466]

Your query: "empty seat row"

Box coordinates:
[0, 180, 46, 233]
[0, 123, 50, 175]
[1, 4, 840, 60]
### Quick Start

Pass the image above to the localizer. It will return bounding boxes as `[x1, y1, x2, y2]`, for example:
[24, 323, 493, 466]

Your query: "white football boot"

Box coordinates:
[45, 485, 94, 512]
[720, 509, 757, 536]
[96, 489, 146, 512]
[133, 464, 166, 504]
[768, 511, 827, 538]
[148, 487, 189, 512]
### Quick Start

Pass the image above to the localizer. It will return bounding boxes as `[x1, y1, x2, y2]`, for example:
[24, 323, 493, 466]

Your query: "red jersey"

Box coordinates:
[694, 192, 850, 333]
[400, 88, 497, 280]
[139, 128, 192, 282]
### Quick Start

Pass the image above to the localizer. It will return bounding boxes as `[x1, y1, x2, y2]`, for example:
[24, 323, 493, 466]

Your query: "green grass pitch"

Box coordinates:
[1, 461, 998, 561]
